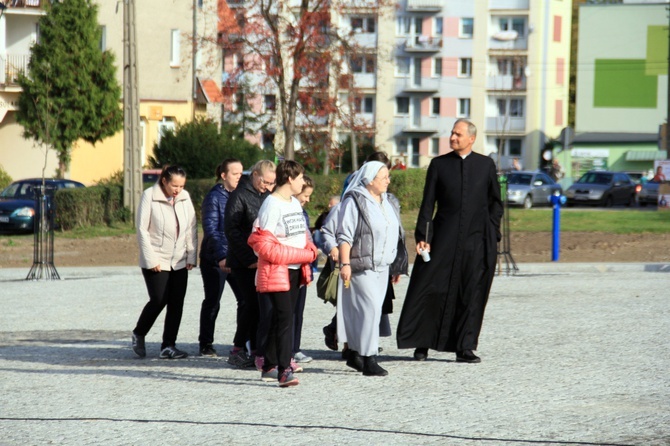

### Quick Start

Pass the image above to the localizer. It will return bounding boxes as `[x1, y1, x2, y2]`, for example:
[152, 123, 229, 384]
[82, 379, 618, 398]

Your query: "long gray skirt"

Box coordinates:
[337, 268, 389, 356]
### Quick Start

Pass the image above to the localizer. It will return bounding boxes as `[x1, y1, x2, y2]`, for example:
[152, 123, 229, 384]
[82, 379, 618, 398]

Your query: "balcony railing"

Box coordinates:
[405, 36, 442, 52]
[5, 0, 42, 8]
[394, 116, 439, 135]
[489, 36, 528, 51]
[403, 77, 440, 93]
[406, 0, 443, 12]
[486, 116, 526, 133]
[487, 74, 526, 91]
[0, 54, 31, 85]
[489, 0, 529, 10]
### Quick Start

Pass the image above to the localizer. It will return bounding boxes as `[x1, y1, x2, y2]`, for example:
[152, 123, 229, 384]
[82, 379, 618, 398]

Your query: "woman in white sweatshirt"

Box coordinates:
[131, 165, 197, 359]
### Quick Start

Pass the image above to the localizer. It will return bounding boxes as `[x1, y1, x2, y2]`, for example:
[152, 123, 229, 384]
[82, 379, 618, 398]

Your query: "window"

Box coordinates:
[460, 18, 473, 38]
[431, 138, 440, 156]
[170, 29, 180, 67]
[396, 137, 408, 154]
[351, 17, 375, 33]
[264, 95, 276, 112]
[497, 98, 524, 117]
[396, 17, 411, 35]
[262, 133, 275, 151]
[495, 138, 523, 157]
[235, 94, 245, 111]
[396, 97, 410, 115]
[459, 58, 472, 77]
[158, 118, 176, 146]
[396, 57, 410, 76]
[458, 98, 471, 117]
[99, 25, 106, 51]
[435, 17, 443, 35]
[414, 17, 423, 34]
[354, 96, 375, 113]
[499, 17, 525, 36]
[431, 98, 440, 116]
[433, 58, 442, 76]
[351, 55, 375, 73]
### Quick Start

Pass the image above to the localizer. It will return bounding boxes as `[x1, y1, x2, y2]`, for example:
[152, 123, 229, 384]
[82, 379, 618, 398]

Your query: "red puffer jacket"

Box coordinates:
[247, 228, 318, 293]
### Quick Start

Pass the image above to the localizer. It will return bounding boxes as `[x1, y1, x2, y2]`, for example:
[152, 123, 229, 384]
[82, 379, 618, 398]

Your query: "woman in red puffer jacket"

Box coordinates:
[247, 160, 317, 387]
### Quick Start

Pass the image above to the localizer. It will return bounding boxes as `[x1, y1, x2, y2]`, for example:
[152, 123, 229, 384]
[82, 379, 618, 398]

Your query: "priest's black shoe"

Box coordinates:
[346, 350, 364, 372]
[413, 347, 428, 361]
[456, 350, 481, 363]
[362, 355, 388, 376]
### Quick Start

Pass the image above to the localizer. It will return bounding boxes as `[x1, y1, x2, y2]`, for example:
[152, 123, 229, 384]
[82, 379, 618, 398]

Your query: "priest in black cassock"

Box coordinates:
[396, 119, 503, 363]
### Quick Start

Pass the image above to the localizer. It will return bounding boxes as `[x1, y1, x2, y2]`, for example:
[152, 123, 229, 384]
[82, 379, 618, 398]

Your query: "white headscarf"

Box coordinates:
[342, 161, 385, 196]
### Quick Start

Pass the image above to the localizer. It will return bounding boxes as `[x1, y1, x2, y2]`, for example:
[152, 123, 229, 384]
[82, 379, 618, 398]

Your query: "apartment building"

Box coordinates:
[0, 0, 221, 184]
[0, 1, 54, 180]
[220, 0, 571, 171]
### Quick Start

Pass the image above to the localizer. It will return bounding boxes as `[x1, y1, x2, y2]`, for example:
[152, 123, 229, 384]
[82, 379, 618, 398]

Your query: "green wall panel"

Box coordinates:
[646, 26, 668, 76]
[594, 59, 657, 108]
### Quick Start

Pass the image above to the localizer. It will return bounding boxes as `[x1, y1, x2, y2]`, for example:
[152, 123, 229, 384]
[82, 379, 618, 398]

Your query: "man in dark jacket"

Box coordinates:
[224, 160, 275, 367]
[396, 119, 503, 363]
[199, 159, 244, 357]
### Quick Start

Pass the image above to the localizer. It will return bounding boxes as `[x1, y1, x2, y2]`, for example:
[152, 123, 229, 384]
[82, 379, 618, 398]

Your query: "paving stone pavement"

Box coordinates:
[0, 263, 668, 446]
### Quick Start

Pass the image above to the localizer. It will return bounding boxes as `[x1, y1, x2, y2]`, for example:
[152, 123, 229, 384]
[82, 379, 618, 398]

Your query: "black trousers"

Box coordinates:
[199, 259, 243, 349]
[292, 285, 307, 354]
[134, 268, 188, 350]
[261, 269, 301, 374]
[231, 267, 260, 351]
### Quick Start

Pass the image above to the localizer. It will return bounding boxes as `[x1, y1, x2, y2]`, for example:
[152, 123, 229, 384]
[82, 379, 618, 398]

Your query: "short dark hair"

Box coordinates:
[215, 158, 242, 180]
[275, 160, 305, 187]
[302, 174, 314, 191]
[160, 165, 186, 184]
[366, 151, 391, 169]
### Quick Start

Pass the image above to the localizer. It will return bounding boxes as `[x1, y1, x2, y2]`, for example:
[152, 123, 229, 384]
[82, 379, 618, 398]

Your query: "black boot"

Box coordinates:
[362, 355, 388, 377]
[346, 350, 364, 372]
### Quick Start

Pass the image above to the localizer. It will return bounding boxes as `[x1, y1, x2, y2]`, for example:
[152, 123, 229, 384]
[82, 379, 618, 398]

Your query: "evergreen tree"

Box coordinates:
[17, 0, 123, 177]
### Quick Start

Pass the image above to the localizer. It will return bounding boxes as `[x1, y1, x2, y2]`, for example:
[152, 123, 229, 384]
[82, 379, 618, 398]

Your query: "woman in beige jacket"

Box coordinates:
[131, 165, 197, 359]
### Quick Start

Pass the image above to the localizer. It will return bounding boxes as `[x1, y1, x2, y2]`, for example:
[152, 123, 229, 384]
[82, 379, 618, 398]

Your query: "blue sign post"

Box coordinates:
[550, 191, 566, 261]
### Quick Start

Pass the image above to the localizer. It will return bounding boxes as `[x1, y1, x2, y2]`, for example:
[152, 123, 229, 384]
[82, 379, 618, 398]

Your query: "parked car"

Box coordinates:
[638, 180, 661, 206]
[142, 169, 162, 184]
[506, 171, 562, 209]
[623, 170, 647, 194]
[0, 178, 85, 233]
[565, 171, 636, 207]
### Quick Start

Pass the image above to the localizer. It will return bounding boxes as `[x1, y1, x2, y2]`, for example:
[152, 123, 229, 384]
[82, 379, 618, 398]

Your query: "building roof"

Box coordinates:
[218, 0, 241, 35]
[625, 150, 667, 161]
[572, 132, 658, 144]
[198, 78, 224, 104]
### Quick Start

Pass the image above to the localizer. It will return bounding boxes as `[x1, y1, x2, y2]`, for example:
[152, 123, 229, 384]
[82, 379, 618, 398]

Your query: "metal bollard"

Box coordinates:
[550, 190, 567, 262]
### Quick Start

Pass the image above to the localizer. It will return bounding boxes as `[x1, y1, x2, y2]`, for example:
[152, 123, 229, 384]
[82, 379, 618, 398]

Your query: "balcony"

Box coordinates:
[489, 35, 528, 51]
[0, 54, 30, 85]
[4, 0, 42, 8]
[485, 116, 526, 133]
[406, 0, 443, 12]
[404, 36, 442, 53]
[486, 75, 526, 91]
[394, 117, 439, 135]
[351, 32, 377, 49]
[489, 0, 529, 10]
[402, 77, 439, 93]
[353, 73, 376, 89]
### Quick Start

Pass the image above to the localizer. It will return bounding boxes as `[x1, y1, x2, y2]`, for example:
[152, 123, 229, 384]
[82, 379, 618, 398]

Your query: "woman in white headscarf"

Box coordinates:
[336, 161, 406, 376]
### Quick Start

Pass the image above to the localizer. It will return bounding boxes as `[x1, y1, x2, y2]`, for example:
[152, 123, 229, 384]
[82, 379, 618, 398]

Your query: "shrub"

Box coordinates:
[55, 184, 128, 230]
[149, 117, 272, 179]
[0, 164, 13, 191]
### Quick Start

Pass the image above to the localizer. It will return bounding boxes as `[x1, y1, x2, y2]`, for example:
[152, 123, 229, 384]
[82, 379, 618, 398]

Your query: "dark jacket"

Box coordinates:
[200, 183, 231, 264]
[224, 175, 269, 269]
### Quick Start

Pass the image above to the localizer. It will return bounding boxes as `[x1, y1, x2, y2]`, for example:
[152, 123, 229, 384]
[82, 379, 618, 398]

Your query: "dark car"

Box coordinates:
[565, 171, 636, 207]
[506, 171, 562, 209]
[0, 178, 85, 233]
[638, 181, 661, 206]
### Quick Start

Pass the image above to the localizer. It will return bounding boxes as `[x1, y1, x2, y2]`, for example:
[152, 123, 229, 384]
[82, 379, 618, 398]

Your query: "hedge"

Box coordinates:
[53, 169, 428, 230]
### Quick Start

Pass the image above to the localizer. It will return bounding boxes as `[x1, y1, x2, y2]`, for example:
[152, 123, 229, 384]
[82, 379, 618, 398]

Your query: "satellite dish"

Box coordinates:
[492, 30, 518, 41]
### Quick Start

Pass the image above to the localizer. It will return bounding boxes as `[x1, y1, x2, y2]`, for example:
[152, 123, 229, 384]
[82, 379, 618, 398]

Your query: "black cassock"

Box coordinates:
[396, 151, 503, 353]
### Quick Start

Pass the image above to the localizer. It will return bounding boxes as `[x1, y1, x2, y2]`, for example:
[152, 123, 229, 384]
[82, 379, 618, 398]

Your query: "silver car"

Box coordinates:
[506, 171, 562, 209]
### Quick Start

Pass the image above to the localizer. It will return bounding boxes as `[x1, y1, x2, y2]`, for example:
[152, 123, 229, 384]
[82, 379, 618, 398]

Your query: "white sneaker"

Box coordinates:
[294, 352, 313, 363]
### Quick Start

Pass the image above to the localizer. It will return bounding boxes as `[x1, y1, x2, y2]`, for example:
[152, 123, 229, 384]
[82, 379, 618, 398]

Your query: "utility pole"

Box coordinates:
[123, 0, 142, 226]
[666, 5, 670, 158]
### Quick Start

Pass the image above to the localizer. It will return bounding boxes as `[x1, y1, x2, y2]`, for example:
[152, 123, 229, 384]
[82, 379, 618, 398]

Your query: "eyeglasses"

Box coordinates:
[260, 178, 276, 186]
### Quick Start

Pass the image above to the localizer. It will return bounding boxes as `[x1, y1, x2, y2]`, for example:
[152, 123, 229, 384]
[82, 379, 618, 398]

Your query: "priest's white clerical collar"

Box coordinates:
[460, 151, 472, 159]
